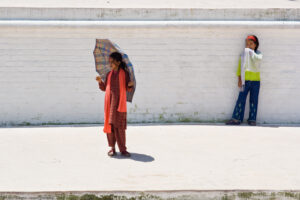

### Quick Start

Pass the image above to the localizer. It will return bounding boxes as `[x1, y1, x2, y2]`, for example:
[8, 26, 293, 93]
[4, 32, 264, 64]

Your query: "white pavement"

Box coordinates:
[0, 124, 300, 192]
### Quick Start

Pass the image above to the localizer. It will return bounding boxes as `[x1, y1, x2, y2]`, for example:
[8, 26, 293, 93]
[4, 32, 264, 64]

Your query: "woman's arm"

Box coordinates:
[238, 76, 242, 88]
[237, 57, 242, 88]
[96, 75, 107, 91]
[125, 71, 134, 92]
[99, 81, 106, 91]
[237, 57, 241, 77]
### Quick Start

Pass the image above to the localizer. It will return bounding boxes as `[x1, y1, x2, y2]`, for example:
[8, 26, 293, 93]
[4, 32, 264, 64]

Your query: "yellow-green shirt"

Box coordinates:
[236, 49, 262, 81]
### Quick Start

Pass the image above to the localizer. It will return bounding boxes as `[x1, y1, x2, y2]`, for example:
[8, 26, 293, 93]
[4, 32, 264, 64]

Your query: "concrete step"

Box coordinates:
[0, 7, 300, 21]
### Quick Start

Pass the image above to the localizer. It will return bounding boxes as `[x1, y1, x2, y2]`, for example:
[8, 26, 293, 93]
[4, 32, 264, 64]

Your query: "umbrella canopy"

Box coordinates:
[93, 39, 136, 102]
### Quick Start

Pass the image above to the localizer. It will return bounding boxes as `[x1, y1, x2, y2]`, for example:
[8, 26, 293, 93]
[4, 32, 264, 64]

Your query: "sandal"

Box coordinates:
[248, 121, 257, 126]
[121, 151, 131, 157]
[107, 149, 116, 157]
[226, 119, 241, 125]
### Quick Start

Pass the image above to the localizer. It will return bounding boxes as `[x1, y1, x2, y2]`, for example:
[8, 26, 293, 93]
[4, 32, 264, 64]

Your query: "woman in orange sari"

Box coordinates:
[96, 52, 134, 157]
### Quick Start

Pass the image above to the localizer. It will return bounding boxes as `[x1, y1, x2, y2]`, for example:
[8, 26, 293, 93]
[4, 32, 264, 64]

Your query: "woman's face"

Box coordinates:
[109, 57, 120, 70]
[246, 39, 257, 50]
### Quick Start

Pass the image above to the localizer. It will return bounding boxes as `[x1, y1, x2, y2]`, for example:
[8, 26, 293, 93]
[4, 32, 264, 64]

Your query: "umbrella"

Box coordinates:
[93, 39, 136, 102]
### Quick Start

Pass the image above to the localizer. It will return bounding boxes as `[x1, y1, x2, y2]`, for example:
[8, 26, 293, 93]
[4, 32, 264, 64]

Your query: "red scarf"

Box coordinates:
[103, 69, 127, 133]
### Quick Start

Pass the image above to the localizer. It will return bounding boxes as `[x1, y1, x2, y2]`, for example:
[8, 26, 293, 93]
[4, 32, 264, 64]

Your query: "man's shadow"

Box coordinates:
[112, 153, 154, 162]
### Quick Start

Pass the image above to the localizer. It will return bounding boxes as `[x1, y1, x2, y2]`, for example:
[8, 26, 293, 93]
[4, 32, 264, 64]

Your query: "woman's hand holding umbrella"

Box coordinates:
[96, 76, 103, 83]
[128, 81, 134, 87]
[127, 81, 134, 92]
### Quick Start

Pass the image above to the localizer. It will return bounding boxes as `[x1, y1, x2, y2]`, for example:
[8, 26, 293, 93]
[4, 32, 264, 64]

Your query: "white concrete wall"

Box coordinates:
[1, 21, 300, 125]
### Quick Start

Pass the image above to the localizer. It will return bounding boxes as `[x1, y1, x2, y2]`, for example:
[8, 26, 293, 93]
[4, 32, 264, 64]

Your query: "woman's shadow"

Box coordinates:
[112, 152, 154, 162]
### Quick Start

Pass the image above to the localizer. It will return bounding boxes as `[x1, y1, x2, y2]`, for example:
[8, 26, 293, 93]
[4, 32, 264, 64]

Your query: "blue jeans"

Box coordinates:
[232, 81, 260, 122]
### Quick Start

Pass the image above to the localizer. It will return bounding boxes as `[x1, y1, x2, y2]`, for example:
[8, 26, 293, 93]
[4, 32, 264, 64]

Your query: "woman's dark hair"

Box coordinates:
[109, 52, 127, 70]
[251, 35, 259, 52]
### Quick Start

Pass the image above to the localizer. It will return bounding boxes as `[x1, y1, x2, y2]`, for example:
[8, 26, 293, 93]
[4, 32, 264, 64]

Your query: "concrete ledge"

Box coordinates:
[0, 7, 300, 21]
[1, 20, 300, 28]
[0, 0, 299, 9]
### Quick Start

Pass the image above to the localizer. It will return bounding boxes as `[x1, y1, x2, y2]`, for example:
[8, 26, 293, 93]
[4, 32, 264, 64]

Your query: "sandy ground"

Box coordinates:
[0, 124, 300, 192]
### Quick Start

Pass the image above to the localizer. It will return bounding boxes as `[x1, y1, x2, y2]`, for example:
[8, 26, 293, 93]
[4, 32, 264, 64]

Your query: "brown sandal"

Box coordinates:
[226, 119, 241, 125]
[107, 149, 116, 157]
[248, 121, 257, 126]
[121, 151, 131, 157]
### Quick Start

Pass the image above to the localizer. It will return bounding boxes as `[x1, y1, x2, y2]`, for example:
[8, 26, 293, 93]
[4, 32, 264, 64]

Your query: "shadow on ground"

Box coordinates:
[111, 152, 155, 162]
